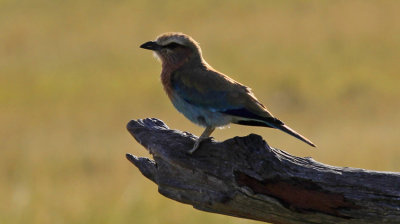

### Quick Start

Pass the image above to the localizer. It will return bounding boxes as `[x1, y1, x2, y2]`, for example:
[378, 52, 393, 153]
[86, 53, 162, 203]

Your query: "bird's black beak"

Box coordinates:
[140, 41, 162, 51]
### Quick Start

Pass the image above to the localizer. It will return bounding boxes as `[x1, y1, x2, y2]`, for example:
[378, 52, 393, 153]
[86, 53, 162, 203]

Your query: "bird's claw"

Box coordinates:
[188, 137, 213, 154]
[188, 142, 201, 154]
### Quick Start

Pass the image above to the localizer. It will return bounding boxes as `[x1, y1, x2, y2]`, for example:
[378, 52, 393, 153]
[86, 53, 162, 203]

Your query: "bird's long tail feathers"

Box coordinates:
[225, 108, 316, 147]
[265, 122, 316, 148]
[234, 117, 316, 147]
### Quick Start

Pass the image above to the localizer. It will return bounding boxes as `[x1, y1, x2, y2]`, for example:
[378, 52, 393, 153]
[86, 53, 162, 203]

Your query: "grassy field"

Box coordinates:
[1, 1, 400, 223]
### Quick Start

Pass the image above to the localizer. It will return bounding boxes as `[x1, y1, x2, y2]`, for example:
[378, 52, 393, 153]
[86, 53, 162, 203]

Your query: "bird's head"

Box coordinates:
[140, 32, 204, 69]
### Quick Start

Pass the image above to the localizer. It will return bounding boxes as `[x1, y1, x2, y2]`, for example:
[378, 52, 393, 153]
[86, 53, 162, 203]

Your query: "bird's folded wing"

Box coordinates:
[171, 68, 275, 120]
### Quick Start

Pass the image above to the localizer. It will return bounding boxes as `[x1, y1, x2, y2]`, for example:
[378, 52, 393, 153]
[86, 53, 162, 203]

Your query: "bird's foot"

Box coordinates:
[188, 137, 213, 154]
[188, 141, 201, 154]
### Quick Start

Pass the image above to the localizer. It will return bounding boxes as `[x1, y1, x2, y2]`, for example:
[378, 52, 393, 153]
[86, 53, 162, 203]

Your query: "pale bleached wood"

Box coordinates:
[126, 118, 400, 224]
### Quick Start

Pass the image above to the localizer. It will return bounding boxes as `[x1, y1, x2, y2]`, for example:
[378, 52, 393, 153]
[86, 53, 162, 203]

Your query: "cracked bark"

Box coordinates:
[126, 118, 400, 224]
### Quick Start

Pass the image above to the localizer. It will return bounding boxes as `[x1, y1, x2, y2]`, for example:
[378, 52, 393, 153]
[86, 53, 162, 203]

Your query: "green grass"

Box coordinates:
[1, 1, 400, 223]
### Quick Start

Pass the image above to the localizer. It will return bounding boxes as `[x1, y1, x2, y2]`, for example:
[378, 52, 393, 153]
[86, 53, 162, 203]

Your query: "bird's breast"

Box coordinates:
[160, 69, 175, 99]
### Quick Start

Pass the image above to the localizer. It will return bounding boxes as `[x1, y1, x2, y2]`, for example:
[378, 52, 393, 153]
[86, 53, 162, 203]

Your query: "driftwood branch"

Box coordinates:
[126, 118, 400, 224]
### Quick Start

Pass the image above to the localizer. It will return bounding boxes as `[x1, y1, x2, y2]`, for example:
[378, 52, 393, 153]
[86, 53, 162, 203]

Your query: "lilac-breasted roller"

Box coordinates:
[140, 32, 316, 154]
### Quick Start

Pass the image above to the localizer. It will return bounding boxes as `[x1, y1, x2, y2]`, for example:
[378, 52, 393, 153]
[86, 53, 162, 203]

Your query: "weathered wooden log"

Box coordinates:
[126, 118, 400, 224]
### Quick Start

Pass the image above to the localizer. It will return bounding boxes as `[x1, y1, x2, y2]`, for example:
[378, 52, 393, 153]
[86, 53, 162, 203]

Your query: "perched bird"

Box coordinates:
[140, 32, 316, 154]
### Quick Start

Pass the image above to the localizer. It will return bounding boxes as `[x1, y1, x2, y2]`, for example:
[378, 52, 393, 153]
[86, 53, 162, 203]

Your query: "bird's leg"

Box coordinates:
[188, 126, 215, 154]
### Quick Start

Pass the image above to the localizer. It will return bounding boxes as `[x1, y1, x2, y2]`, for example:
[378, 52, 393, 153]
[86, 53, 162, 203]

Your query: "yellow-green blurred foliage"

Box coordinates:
[1, 0, 399, 223]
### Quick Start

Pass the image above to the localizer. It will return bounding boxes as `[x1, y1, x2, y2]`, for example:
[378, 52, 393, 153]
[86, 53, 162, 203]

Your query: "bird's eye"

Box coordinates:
[163, 42, 181, 49]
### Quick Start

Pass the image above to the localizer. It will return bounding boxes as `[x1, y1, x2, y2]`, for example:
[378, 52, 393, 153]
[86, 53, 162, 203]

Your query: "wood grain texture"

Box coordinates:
[126, 118, 400, 224]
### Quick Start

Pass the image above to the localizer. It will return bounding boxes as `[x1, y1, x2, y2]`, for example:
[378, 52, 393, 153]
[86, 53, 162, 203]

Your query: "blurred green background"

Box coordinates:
[1, 0, 399, 223]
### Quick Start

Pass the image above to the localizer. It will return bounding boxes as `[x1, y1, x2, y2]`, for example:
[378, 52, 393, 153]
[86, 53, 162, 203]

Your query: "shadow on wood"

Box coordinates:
[126, 118, 400, 224]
